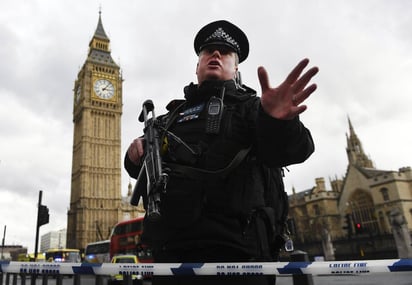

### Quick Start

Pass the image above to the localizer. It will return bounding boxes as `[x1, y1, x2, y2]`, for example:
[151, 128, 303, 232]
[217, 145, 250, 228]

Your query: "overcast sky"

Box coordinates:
[1, 0, 411, 253]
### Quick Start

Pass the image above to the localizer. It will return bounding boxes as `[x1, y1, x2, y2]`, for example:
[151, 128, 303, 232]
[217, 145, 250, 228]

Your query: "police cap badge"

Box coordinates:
[194, 20, 249, 63]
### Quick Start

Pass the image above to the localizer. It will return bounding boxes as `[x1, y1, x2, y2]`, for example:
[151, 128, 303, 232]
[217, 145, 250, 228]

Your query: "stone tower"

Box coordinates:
[67, 12, 123, 249]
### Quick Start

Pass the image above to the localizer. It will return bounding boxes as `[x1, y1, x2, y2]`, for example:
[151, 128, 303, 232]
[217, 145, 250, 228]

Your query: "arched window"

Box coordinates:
[380, 187, 390, 201]
[348, 190, 379, 234]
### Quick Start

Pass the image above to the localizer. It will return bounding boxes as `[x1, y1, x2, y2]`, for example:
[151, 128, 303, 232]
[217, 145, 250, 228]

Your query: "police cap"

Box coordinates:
[194, 20, 249, 63]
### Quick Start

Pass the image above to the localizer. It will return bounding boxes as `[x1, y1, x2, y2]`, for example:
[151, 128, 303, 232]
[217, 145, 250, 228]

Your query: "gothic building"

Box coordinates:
[288, 118, 412, 260]
[66, 13, 143, 250]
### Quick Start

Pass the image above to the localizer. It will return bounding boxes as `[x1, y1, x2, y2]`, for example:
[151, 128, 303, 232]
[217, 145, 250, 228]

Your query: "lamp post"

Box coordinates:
[1, 225, 6, 260]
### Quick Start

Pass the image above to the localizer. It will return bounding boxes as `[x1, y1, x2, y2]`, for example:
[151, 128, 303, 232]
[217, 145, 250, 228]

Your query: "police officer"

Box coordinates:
[125, 20, 318, 285]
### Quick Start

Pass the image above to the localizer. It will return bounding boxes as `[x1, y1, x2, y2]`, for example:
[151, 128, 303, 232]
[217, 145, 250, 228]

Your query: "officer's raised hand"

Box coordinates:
[258, 58, 318, 120]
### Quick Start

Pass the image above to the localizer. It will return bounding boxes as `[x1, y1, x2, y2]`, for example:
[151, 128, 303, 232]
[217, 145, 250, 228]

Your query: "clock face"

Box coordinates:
[94, 79, 115, 99]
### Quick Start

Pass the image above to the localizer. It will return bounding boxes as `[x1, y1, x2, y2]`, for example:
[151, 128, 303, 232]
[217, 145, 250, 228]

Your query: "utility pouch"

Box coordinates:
[254, 207, 284, 261]
[247, 209, 274, 261]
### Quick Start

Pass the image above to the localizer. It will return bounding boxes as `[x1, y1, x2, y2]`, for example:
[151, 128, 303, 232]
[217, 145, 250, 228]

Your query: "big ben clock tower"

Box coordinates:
[67, 12, 124, 249]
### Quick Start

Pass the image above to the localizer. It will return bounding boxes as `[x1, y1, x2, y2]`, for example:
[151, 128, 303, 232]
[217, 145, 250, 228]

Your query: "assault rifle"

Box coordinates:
[130, 100, 168, 221]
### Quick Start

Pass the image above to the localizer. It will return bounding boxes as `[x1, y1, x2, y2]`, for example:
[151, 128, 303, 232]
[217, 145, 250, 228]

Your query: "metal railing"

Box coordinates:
[1, 259, 411, 285]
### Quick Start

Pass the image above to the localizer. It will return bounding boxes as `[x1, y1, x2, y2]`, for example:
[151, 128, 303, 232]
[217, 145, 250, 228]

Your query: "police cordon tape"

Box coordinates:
[0, 259, 411, 277]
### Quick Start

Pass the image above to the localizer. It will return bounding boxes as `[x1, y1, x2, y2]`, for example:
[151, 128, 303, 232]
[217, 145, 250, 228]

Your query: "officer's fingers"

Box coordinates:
[285, 58, 310, 85]
[257, 66, 270, 93]
[127, 145, 138, 161]
[294, 105, 308, 117]
[292, 66, 319, 94]
[136, 138, 145, 157]
[128, 139, 143, 163]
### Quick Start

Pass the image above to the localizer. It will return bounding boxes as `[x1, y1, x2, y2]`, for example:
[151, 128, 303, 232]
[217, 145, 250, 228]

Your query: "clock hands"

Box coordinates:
[102, 83, 113, 92]
[102, 84, 110, 91]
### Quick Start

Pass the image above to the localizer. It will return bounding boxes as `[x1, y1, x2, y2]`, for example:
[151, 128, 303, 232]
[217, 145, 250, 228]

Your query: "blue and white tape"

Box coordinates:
[1, 259, 411, 276]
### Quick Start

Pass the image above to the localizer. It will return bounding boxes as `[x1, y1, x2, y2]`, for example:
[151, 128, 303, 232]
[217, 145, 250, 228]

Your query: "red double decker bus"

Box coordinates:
[109, 217, 153, 262]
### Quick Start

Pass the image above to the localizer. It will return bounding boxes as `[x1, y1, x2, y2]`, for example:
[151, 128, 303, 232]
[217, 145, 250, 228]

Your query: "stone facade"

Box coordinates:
[288, 118, 412, 260]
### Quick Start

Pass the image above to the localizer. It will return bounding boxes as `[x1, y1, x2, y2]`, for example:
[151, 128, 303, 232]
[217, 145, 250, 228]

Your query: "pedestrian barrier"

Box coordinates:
[0, 259, 411, 285]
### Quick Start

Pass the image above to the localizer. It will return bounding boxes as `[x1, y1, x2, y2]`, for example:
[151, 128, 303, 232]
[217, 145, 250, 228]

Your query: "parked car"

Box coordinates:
[108, 255, 142, 285]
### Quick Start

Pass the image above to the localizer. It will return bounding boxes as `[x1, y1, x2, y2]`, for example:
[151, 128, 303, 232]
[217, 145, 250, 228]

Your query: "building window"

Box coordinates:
[313, 204, 320, 216]
[380, 187, 390, 201]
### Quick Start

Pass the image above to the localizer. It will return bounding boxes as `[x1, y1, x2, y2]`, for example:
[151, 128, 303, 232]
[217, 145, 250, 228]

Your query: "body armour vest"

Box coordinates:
[138, 80, 292, 261]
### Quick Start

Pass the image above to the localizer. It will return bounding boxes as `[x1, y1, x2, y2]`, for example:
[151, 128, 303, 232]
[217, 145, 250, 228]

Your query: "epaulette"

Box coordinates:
[225, 84, 257, 102]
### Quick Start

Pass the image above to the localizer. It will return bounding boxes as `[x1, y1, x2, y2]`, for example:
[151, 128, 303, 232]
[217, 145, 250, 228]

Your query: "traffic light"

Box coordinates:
[342, 214, 353, 237]
[355, 222, 363, 234]
[38, 204, 49, 226]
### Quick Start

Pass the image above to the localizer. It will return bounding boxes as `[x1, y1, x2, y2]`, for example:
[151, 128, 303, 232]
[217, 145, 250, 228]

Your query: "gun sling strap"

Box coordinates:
[165, 146, 251, 180]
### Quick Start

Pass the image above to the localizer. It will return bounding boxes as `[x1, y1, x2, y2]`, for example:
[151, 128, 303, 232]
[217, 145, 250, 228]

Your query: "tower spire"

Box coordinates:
[94, 10, 109, 40]
[345, 117, 374, 168]
[87, 11, 117, 67]
[347, 116, 356, 137]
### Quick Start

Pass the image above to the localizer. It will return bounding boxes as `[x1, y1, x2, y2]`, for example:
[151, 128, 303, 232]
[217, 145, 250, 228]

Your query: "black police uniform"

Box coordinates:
[124, 20, 315, 285]
[124, 79, 314, 285]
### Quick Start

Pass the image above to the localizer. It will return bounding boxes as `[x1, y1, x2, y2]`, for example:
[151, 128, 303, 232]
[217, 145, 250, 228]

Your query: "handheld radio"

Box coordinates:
[206, 86, 225, 134]
[205, 96, 224, 134]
